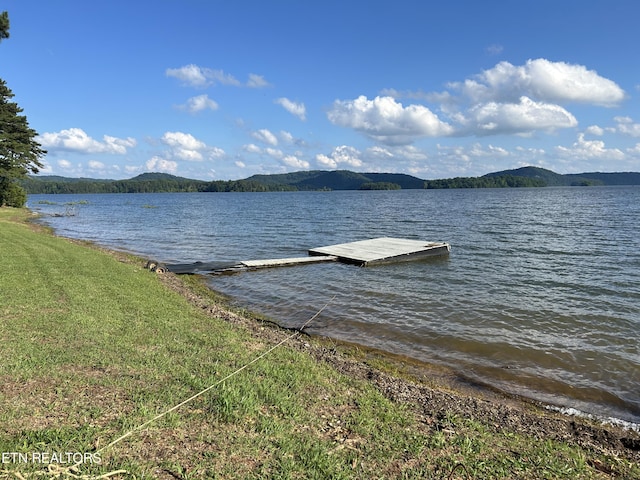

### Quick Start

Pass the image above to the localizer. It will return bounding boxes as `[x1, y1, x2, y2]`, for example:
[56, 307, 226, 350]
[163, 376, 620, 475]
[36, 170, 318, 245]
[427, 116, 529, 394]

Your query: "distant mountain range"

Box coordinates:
[22, 167, 640, 194]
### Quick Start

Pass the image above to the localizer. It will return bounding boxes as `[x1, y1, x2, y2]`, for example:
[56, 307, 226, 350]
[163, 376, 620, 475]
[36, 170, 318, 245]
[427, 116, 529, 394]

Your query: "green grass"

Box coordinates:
[1, 207, 638, 479]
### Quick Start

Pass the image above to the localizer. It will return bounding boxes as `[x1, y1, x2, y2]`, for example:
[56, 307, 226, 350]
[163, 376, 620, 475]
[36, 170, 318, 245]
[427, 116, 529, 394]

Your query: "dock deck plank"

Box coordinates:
[308, 237, 450, 266]
[240, 256, 338, 268]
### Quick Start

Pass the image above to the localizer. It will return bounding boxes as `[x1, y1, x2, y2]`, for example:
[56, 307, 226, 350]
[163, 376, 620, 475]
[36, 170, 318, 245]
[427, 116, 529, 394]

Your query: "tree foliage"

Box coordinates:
[424, 175, 546, 189]
[0, 11, 9, 42]
[359, 182, 401, 190]
[0, 11, 47, 207]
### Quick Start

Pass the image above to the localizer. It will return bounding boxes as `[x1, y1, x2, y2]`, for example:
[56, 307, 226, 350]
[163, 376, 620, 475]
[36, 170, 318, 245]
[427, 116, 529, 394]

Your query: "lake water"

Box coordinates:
[28, 187, 640, 426]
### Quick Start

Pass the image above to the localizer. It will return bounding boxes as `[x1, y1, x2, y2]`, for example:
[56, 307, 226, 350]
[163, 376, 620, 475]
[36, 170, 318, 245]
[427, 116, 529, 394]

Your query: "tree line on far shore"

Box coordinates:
[22, 172, 549, 194]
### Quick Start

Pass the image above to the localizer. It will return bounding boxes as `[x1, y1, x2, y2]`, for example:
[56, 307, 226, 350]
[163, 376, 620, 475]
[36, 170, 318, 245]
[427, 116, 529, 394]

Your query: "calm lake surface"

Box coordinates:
[28, 187, 640, 426]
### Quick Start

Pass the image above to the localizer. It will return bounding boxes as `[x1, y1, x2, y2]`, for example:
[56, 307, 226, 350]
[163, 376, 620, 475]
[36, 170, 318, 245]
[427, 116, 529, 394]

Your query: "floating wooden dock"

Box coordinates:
[156, 237, 450, 274]
[309, 237, 450, 266]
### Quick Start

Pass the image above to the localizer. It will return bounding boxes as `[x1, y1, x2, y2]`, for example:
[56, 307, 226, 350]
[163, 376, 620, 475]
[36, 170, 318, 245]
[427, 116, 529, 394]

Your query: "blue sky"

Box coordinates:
[3, 0, 640, 180]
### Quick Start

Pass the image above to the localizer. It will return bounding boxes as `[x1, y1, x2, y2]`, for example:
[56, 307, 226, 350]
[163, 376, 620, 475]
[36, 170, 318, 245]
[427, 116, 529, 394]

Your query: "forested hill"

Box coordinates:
[482, 166, 640, 186]
[22, 167, 640, 194]
[244, 170, 426, 190]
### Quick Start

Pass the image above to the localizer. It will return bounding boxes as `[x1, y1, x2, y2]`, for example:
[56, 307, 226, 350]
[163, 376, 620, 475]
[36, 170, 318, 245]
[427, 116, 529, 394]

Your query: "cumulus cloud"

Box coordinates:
[585, 125, 605, 136]
[247, 73, 269, 88]
[38, 128, 136, 154]
[378, 58, 626, 141]
[166, 65, 240, 87]
[390, 145, 429, 161]
[555, 133, 625, 160]
[275, 98, 306, 120]
[166, 65, 269, 88]
[451, 58, 625, 107]
[252, 128, 279, 146]
[88, 160, 105, 170]
[166, 65, 209, 87]
[467, 143, 510, 158]
[614, 116, 640, 137]
[327, 96, 454, 145]
[160, 132, 224, 161]
[208, 146, 225, 159]
[315, 145, 363, 169]
[628, 143, 640, 155]
[366, 146, 394, 159]
[181, 94, 219, 113]
[243, 143, 262, 154]
[282, 155, 310, 169]
[161, 131, 206, 161]
[466, 96, 578, 135]
[279, 130, 294, 144]
[146, 156, 178, 174]
[264, 148, 282, 159]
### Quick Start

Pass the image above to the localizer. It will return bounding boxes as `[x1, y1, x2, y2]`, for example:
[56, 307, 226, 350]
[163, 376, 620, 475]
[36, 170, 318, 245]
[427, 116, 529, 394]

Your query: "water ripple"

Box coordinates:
[29, 186, 640, 423]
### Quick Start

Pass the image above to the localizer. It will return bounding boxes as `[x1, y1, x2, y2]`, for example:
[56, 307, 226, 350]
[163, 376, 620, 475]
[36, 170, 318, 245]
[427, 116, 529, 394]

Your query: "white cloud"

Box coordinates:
[452, 59, 625, 107]
[38, 128, 136, 154]
[88, 160, 105, 169]
[166, 65, 209, 87]
[467, 143, 510, 158]
[585, 125, 605, 136]
[208, 147, 225, 159]
[316, 154, 337, 169]
[182, 94, 219, 113]
[166, 65, 241, 88]
[366, 146, 394, 159]
[315, 145, 363, 169]
[166, 65, 269, 89]
[282, 155, 309, 169]
[614, 116, 640, 137]
[279, 130, 294, 144]
[247, 73, 269, 88]
[391, 145, 429, 161]
[466, 96, 577, 135]
[312, 58, 627, 153]
[102, 135, 137, 154]
[265, 148, 283, 159]
[146, 156, 178, 174]
[57, 159, 72, 169]
[243, 143, 262, 154]
[627, 143, 640, 156]
[485, 44, 504, 55]
[327, 95, 454, 145]
[252, 128, 278, 146]
[161, 131, 206, 161]
[275, 98, 306, 120]
[555, 133, 625, 160]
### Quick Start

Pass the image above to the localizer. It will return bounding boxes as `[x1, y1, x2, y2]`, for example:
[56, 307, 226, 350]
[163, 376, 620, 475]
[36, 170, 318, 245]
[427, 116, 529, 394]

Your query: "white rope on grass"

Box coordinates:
[96, 295, 334, 456]
[1, 297, 334, 479]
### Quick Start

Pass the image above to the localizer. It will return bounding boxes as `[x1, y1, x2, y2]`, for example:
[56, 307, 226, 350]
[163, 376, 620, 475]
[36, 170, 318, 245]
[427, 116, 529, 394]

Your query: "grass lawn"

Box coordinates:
[1, 207, 638, 479]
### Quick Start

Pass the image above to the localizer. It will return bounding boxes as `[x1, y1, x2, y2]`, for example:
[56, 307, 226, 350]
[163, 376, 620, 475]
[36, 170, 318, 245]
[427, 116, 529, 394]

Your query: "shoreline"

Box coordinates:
[4, 207, 639, 477]
[134, 245, 640, 432]
[27, 192, 640, 431]
[28, 209, 640, 439]
[137, 248, 640, 462]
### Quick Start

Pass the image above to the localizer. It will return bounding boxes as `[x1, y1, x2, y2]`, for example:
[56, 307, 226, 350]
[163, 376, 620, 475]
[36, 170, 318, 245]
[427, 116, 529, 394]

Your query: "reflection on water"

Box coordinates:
[29, 186, 640, 424]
